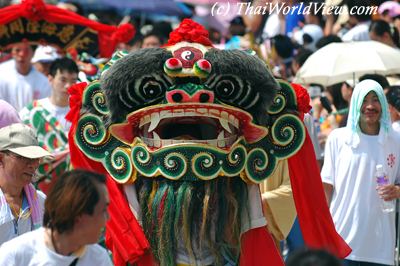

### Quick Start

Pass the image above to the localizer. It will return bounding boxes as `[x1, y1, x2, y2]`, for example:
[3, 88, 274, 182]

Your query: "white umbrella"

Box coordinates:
[294, 41, 400, 86]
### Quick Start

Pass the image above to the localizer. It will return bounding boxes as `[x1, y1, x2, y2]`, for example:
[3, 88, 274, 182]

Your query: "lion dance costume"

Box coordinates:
[67, 19, 351, 265]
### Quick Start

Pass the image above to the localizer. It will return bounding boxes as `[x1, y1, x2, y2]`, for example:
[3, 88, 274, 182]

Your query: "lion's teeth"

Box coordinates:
[217, 131, 225, 148]
[153, 131, 161, 148]
[148, 112, 160, 132]
[219, 118, 231, 133]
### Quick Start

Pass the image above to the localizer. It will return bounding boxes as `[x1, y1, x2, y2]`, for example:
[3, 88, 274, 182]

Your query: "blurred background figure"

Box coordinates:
[228, 16, 247, 38]
[369, 19, 400, 48]
[140, 21, 173, 49]
[378, 1, 400, 24]
[341, 0, 372, 42]
[0, 42, 51, 111]
[268, 34, 295, 80]
[0, 169, 112, 266]
[386, 85, 400, 134]
[0, 100, 21, 128]
[56, 0, 85, 15]
[293, 24, 324, 52]
[291, 48, 313, 77]
[31, 45, 62, 76]
[315, 35, 342, 50]
[141, 31, 163, 48]
[359, 73, 390, 93]
[285, 248, 342, 266]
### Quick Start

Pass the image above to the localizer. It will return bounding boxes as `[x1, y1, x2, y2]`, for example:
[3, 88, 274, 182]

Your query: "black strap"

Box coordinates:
[69, 258, 79, 266]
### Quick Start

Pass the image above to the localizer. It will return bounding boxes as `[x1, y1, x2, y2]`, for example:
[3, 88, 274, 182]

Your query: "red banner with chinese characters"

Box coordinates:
[0, 0, 135, 57]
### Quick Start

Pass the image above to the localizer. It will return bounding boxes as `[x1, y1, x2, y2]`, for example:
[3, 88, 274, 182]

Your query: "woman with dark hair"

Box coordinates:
[0, 169, 112, 266]
[369, 19, 400, 48]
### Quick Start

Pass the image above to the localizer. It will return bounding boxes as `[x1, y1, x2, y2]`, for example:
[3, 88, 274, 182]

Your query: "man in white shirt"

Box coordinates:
[322, 80, 400, 265]
[0, 42, 51, 111]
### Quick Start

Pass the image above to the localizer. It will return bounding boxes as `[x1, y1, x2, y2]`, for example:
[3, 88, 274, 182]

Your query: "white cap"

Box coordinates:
[32, 45, 61, 63]
[0, 123, 51, 159]
[293, 24, 324, 52]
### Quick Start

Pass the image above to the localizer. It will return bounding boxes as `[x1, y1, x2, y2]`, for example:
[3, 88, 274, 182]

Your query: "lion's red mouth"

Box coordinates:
[110, 103, 267, 150]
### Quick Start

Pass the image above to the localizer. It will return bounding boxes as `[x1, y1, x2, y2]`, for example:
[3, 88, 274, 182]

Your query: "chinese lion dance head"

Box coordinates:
[68, 19, 348, 266]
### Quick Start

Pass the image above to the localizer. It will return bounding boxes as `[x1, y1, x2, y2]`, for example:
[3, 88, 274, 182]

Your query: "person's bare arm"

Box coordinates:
[323, 183, 333, 207]
[241, 4, 264, 34]
[324, 13, 335, 36]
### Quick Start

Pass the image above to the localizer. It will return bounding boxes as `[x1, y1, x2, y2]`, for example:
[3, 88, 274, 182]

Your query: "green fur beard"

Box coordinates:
[136, 176, 249, 266]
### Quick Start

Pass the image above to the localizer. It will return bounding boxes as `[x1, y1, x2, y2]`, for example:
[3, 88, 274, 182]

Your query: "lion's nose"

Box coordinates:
[166, 90, 214, 103]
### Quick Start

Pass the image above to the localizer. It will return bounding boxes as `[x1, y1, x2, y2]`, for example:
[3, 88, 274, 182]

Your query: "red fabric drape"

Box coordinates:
[288, 132, 352, 258]
[0, 0, 134, 57]
[67, 84, 151, 265]
[240, 227, 284, 266]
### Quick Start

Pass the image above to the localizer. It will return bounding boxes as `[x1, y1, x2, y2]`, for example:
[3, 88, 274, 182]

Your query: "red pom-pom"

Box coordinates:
[112, 23, 135, 43]
[21, 0, 46, 21]
[166, 19, 213, 47]
[165, 58, 182, 70]
[168, 58, 180, 67]
[291, 83, 311, 120]
[197, 59, 211, 71]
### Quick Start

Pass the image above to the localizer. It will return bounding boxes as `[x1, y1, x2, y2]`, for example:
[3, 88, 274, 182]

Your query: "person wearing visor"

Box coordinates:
[0, 123, 51, 245]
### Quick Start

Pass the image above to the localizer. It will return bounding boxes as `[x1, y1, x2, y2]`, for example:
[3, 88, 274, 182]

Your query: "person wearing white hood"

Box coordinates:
[321, 80, 400, 266]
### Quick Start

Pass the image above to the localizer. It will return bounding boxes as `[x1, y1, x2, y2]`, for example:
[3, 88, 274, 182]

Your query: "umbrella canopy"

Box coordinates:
[294, 41, 400, 86]
[0, 0, 135, 57]
[71, 0, 192, 16]
[109, 0, 192, 16]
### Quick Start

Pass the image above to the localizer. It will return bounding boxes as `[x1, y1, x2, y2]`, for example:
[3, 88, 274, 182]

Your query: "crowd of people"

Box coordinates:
[0, 0, 399, 265]
[242, 1, 400, 265]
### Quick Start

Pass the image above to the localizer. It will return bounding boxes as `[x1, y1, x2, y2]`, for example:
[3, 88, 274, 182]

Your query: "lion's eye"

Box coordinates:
[141, 80, 164, 99]
[216, 80, 235, 98]
[137, 77, 166, 100]
[214, 77, 242, 100]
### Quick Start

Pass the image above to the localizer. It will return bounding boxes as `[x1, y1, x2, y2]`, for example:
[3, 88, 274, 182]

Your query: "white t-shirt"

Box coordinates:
[262, 13, 281, 39]
[37, 98, 70, 132]
[0, 228, 112, 266]
[20, 97, 71, 133]
[393, 121, 400, 134]
[321, 127, 400, 265]
[124, 183, 266, 265]
[342, 22, 371, 42]
[0, 60, 51, 111]
[0, 188, 45, 246]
